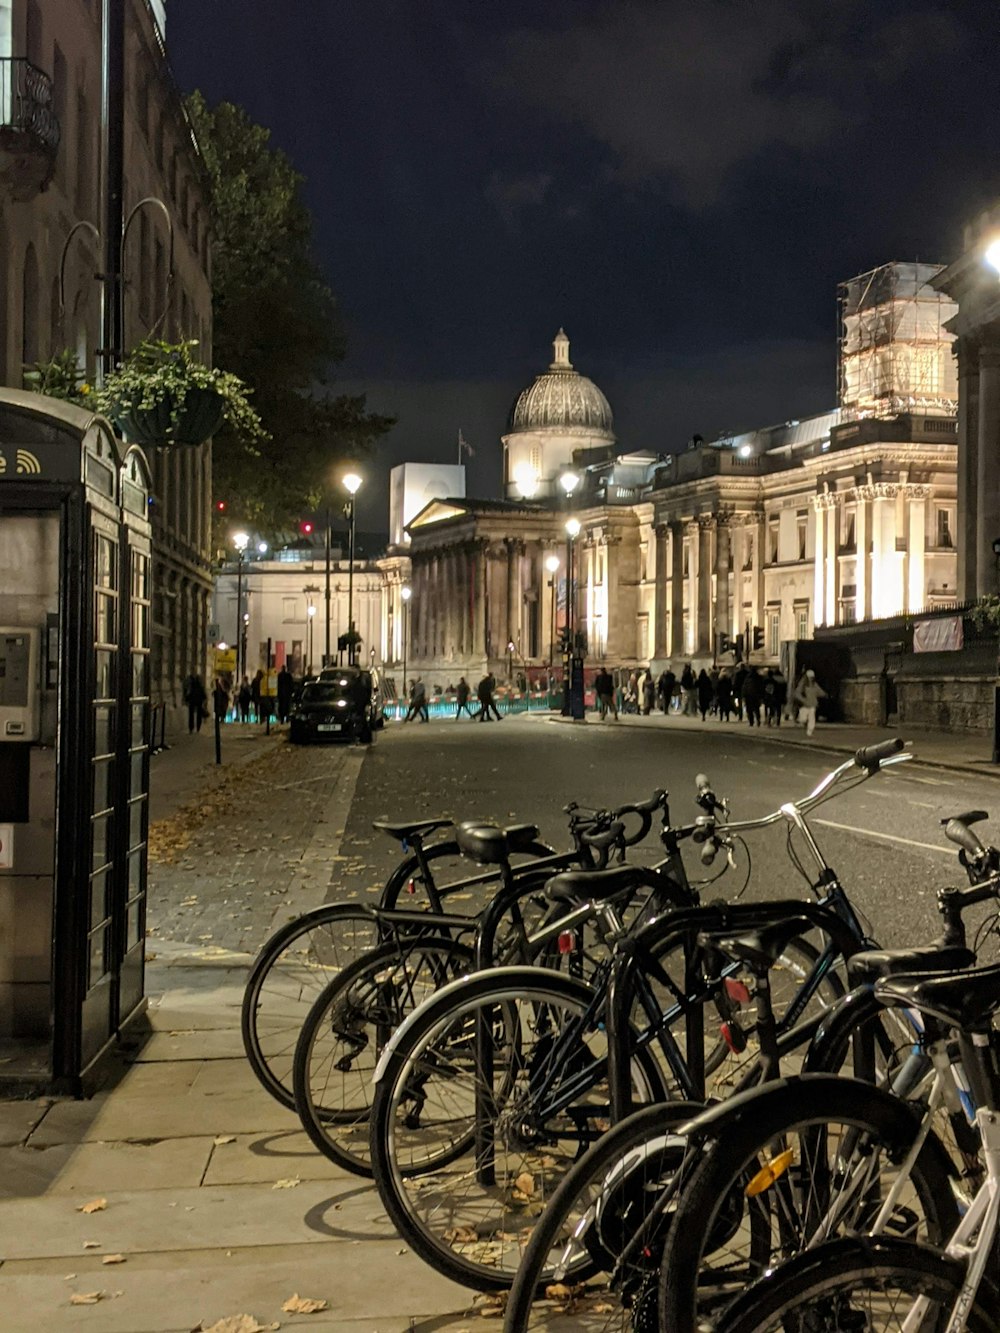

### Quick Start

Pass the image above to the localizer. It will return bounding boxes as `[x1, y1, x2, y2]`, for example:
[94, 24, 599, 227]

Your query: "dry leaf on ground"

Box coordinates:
[102, 1254, 125, 1265]
[82, 1241, 100, 1249]
[213, 1135, 237, 1146]
[69, 1292, 103, 1305]
[77, 1197, 107, 1214]
[198, 1316, 280, 1333]
[272, 1176, 300, 1189]
[513, 1172, 535, 1197]
[544, 1284, 573, 1301]
[281, 1292, 328, 1313]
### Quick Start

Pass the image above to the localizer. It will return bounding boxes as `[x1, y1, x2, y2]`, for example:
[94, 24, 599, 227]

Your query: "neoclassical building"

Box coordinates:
[398, 264, 959, 691]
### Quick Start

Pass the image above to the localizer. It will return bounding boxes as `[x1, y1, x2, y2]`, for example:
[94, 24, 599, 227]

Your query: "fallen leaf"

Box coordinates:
[198, 1318, 280, 1333]
[544, 1284, 573, 1301]
[69, 1292, 103, 1305]
[82, 1241, 100, 1249]
[102, 1254, 126, 1265]
[513, 1172, 535, 1197]
[77, 1197, 107, 1214]
[63, 1274, 76, 1280]
[272, 1176, 300, 1189]
[281, 1292, 329, 1313]
[213, 1135, 237, 1146]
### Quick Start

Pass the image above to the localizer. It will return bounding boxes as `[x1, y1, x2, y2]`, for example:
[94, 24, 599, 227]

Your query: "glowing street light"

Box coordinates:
[559, 470, 580, 497]
[232, 532, 250, 679]
[985, 238, 1000, 275]
[342, 471, 363, 665]
[545, 553, 560, 670]
[400, 585, 412, 704]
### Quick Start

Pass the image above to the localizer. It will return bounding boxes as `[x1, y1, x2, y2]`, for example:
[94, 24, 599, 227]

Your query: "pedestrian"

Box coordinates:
[680, 663, 697, 717]
[251, 668, 264, 722]
[763, 669, 777, 727]
[770, 668, 787, 728]
[406, 677, 429, 722]
[661, 667, 676, 715]
[793, 669, 827, 738]
[642, 672, 656, 716]
[276, 663, 293, 724]
[732, 664, 747, 722]
[213, 677, 229, 723]
[594, 665, 618, 720]
[454, 676, 476, 719]
[696, 668, 714, 722]
[708, 665, 720, 715]
[237, 675, 252, 722]
[477, 673, 501, 721]
[716, 669, 733, 722]
[742, 667, 764, 728]
[183, 672, 207, 734]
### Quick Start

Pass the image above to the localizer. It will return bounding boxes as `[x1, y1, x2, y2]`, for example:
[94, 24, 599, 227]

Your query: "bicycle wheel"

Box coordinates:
[241, 838, 480, 1106]
[658, 1075, 959, 1331]
[293, 935, 474, 1176]
[369, 967, 670, 1291]
[504, 1100, 703, 1333]
[716, 1236, 999, 1332]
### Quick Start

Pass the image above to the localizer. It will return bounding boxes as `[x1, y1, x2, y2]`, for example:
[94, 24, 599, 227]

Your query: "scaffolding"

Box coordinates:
[839, 261, 958, 421]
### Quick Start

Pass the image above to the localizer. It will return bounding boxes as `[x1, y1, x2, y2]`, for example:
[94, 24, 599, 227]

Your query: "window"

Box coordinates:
[682, 541, 690, 578]
[743, 532, 754, 570]
[75, 86, 90, 212]
[841, 506, 856, 551]
[795, 603, 809, 640]
[639, 541, 648, 583]
[936, 508, 953, 548]
[768, 517, 779, 563]
[767, 611, 780, 656]
[797, 511, 807, 560]
[138, 212, 151, 324]
[839, 584, 857, 626]
[21, 244, 39, 367]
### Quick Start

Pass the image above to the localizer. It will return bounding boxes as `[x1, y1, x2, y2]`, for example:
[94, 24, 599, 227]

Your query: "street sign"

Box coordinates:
[213, 647, 237, 675]
[207, 622, 221, 645]
[261, 670, 278, 698]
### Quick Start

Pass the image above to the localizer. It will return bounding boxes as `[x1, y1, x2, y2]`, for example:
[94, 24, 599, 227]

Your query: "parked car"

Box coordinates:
[289, 668, 378, 744]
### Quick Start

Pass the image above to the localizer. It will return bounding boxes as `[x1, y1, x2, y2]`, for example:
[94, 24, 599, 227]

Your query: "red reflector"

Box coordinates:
[724, 978, 751, 1006]
[558, 930, 575, 954]
[407, 879, 416, 895]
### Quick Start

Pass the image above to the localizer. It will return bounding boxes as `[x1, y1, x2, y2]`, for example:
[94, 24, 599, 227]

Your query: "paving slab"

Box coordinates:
[30, 1090, 300, 1146]
[0, 1238, 473, 1332]
[200, 1129, 349, 1186]
[0, 1135, 214, 1198]
[130, 1028, 250, 1063]
[0, 1097, 50, 1146]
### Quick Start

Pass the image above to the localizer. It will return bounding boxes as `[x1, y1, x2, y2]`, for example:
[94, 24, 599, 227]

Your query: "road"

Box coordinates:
[336, 712, 1000, 955]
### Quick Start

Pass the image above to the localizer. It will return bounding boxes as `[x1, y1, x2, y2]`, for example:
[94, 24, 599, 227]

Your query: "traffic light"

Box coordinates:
[300, 520, 315, 536]
[215, 500, 226, 513]
[752, 626, 765, 651]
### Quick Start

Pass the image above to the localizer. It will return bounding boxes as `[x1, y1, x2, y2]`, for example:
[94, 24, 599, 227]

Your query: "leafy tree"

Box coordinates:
[185, 92, 393, 538]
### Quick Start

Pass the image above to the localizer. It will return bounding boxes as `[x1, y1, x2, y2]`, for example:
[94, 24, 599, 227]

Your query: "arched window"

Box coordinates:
[22, 244, 40, 369]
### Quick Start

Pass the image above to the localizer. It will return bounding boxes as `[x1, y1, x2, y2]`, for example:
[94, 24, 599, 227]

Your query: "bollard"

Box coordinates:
[215, 710, 222, 765]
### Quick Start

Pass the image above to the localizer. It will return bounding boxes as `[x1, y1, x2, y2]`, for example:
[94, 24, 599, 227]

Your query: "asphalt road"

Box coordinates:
[335, 713, 1000, 957]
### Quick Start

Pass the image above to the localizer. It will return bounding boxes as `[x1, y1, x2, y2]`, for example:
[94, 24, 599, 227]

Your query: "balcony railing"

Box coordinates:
[0, 58, 60, 199]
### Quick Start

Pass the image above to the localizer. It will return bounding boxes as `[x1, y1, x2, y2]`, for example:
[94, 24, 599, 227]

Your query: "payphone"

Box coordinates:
[0, 627, 40, 740]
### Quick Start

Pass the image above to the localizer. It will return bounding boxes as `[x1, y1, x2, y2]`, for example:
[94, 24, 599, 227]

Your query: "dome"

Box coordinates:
[507, 330, 615, 440]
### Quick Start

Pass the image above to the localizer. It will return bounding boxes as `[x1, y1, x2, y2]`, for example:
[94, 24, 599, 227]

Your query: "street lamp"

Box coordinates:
[545, 552, 560, 672]
[400, 585, 411, 713]
[343, 471, 363, 666]
[563, 518, 581, 719]
[233, 531, 249, 680]
[559, 470, 580, 499]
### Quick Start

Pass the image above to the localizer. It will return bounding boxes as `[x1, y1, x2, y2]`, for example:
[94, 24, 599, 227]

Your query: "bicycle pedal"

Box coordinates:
[720, 1021, 748, 1054]
[724, 978, 751, 1006]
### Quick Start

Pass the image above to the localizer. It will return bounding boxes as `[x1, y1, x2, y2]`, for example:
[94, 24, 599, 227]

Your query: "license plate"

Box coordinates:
[317, 723, 342, 732]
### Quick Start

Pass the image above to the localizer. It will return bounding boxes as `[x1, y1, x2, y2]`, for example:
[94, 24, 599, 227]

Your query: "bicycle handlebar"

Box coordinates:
[854, 737, 905, 772]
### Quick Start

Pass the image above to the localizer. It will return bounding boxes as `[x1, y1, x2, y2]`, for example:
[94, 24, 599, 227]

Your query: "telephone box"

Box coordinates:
[0, 389, 152, 1093]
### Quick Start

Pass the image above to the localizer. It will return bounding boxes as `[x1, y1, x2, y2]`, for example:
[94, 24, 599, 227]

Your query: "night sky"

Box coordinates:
[168, 0, 1000, 532]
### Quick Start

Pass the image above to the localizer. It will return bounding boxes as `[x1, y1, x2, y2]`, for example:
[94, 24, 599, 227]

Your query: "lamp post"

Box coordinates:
[400, 585, 411, 714]
[564, 517, 581, 719]
[233, 531, 249, 679]
[307, 604, 316, 676]
[343, 471, 363, 666]
[985, 244, 1000, 761]
[545, 553, 560, 673]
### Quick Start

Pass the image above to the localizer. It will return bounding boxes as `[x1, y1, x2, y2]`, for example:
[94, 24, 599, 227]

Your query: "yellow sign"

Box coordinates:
[261, 670, 278, 698]
[213, 648, 237, 675]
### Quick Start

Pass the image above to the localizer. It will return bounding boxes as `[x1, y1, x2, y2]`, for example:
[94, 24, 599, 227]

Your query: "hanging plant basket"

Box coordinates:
[113, 386, 226, 448]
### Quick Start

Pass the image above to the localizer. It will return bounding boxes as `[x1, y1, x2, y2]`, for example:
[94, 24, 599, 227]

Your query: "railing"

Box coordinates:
[0, 58, 60, 151]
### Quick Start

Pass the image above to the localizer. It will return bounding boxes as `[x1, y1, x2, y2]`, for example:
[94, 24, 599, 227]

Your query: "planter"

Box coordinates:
[113, 386, 225, 447]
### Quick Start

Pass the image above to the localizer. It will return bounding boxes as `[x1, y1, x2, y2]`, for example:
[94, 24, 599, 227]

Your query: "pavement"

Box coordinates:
[0, 709, 997, 1332]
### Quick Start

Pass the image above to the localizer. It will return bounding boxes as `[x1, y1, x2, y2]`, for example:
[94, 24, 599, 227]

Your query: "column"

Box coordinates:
[506, 540, 520, 656]
[824, 502, 837, 624]
[753, 514, 765, 636]
[956, 341, 979, 600]
[669, 521, 684, 656]
[871, 492, 892, 617]
[813, 502, 826, 627]
[472, 544, 487, 658]
[697, 519, 712, 654]
[653, 525, 668, 656]
[907, 490, 926, 612]
[714, 518, 731, 642]
[855, 492, 870, 624]
[977, 347, 1000, 598]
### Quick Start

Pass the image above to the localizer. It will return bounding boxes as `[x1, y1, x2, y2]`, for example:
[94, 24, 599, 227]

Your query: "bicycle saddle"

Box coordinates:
[544, 864, 648, 904]
[699, 916, 814, 971]
[455, 822, 539, 864]
[848, 943, 975, 989]
[875, 959, 1000, 1030]
[372, 817, 453, 841]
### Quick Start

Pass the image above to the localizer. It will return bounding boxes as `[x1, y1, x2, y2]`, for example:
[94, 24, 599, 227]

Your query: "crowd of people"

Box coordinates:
[183, 666, 296, 734]
[596, 663, 828, 736]
[403, 673, 504, 723]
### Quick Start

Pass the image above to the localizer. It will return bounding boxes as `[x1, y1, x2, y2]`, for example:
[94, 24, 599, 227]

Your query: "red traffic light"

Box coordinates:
[301, 520, 314, 535]
[215, 500, 226, 512]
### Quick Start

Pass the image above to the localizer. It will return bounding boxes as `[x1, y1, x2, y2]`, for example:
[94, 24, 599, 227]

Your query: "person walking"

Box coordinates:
[732, 664, 747, 722]
[477, 673, 501, 721]
[250, 668, 264, 722]
[237, 675, 252, 722]
[405, 677, 429, 722]
[642, 672, 656, 716]
[213, 677, 230, 725]
[680, 663, 697, 717]
[595, 665, 618, 720]
[742, 667, 764, 728]
[696, 668, 714, 722]
[454, 676, 476, 719]
[716, 669, 733, 722]
[793, 668, 827, 737]
[183, 672, 207, 734]
[770, 667, 787, 728]
[276, 664, 293, 724]
[660, 667, 676, 715]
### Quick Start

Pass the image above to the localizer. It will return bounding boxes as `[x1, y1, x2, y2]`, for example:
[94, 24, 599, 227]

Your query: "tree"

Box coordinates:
[185, 92, 393, 536]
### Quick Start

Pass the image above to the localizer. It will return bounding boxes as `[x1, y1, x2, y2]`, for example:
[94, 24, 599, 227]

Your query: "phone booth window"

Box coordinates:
[89, 529, 118, 989]
[126, 548, 150, 948]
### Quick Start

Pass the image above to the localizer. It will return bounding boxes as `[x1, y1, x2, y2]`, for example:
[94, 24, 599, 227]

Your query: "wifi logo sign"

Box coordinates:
[15, 450, 41, 474]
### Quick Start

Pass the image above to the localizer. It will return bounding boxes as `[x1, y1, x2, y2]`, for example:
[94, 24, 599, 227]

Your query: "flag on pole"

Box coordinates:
[458, 429, 475, 462]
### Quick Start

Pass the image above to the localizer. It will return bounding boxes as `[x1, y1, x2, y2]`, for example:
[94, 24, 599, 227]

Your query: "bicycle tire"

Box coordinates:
[504, 1099, 703, 1333]
[369, 967, 671, 1291]
[716, 1236, 1000, 1332]
[292, 934, 474, 1176]
[241, 837, 503, 1106]
[659, 1074, 959, 1331]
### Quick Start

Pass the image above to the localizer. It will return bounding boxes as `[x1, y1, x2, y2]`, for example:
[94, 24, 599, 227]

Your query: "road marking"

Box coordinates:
[814, 818, 954, 858]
